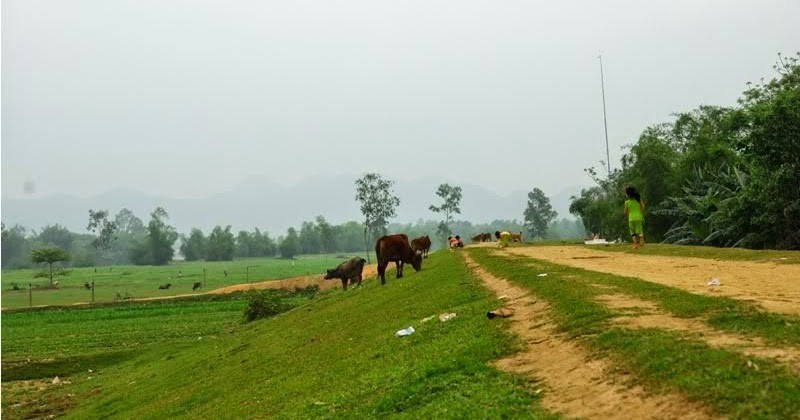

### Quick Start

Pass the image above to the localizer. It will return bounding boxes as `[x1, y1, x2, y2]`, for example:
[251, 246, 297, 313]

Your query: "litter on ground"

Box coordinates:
[487, 308, 515, 319]
[439, 313, 457, 322]
[537, 273, 548, 277]
[395, 326, 415, 337]
[707, 277, 721, 286]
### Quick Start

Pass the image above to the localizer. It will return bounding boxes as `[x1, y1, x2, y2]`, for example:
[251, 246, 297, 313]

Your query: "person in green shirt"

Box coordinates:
[623, 186, 645, 249]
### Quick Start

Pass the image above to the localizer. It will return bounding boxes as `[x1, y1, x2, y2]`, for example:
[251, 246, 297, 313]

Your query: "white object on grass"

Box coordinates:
[395, 326, 415, 337]
[707, 278, 720, 286]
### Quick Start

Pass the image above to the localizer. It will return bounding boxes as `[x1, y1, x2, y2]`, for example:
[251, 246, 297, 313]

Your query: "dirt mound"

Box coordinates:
[463, 254, 712, 420]
[508, 246, 800, 315]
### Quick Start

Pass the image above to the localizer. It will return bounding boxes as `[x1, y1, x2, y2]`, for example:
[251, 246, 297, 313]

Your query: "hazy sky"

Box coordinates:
[2, 1, 798, 199]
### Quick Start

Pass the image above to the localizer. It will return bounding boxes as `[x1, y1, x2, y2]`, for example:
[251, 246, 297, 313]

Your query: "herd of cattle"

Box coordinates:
[323, 231, 522, 291]
[152, 231, 523, 293]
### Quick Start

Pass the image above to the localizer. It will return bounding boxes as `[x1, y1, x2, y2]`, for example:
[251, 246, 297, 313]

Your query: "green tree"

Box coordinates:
[180, 228, 207, 261]
[429, 183, 462, 242]
[114, 208, 146, 236]
[523, 188, 558, 240]
[315, 216, 337, 254]
[206, 225, 235, 261]
[36, 224, 74, 252]
[251, 228, 276, 257]
[299, 221, 321, 254]
[2, 223, 31, 269]
[131, 207, 178, 265]
[279, 228, 302, 259]
[355, 173, 400, 263]
[235, 230, 252, 258]
[87, 209, 118, 250]
[31, 247, 69, 286]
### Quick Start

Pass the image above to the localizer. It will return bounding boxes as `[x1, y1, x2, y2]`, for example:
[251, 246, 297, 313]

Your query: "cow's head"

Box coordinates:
[323, 269, 337, 279]
[411, 251, 423, 271]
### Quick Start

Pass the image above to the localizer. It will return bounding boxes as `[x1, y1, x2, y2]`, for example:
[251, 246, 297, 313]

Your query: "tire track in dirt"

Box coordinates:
[595, 293, 800, 374]
[506, 246, 800, 316]
[463, 254, 714, 420]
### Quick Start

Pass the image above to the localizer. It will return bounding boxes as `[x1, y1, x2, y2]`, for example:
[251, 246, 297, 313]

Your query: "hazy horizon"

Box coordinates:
[3, 1, 799, 200]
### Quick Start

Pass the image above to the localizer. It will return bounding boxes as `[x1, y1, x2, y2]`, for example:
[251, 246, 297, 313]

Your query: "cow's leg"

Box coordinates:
[356, 273, 362, 288]
[341, 278, 348, 291]
[397, 261, 405, 278]
[378, 262, 387, 285]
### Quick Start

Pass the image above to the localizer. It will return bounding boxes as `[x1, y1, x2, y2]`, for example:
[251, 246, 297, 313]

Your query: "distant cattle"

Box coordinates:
[410, 235, 432, 259]
[84, 282, 91, 290]
[158, 283, 172, 290]
[375, 234, 423, 285]
[471, 233, 492, 243]
[192, 282, 202, 291]
[511, 232, 523, 242]
[324, 257, 367, 291]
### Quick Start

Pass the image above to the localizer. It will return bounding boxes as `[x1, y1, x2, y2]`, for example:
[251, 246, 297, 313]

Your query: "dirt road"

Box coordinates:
[505, 246, 800, 316]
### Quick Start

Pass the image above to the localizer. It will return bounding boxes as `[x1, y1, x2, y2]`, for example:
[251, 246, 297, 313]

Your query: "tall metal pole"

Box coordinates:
[599, 54, 611, 174]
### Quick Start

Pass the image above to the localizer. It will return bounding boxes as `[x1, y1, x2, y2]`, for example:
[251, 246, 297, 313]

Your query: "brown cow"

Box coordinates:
[324, 257, 367, 291]
[410, 235, 432, 259]
[375, 234, 423, 285]
[511, 232, 523, 242]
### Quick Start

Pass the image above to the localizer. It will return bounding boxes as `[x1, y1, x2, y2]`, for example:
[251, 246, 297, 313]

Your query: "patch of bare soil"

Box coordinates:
[596, 294, 800, 373]
[507, 246, 800, 316]
[463, 254, 713, 420]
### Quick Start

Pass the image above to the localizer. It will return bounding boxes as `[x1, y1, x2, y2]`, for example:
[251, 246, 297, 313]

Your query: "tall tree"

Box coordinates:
[279, 228, 302, 259]
[315, 216, 337, 254]
[206, 225, 235, 261]
[524, 188, 558, 241]
[299, 221, 321, 254]
[31, 248, 69, 286]
[355, 173, 400, 263]
[36, 224, 74, 252]
[87, 209, 118, 250]
[114, 208, 146, 236]
[2, 223, 30, 269]
[180, 228, 208, 261]
[131, 207, 178, 265]
[429, 183, 462, 241]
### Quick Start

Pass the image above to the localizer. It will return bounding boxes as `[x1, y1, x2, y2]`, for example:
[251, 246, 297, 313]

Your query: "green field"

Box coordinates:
[2, 252, 550, 419]
[3, 245, 799, 418]
[0, 253, 369, 309]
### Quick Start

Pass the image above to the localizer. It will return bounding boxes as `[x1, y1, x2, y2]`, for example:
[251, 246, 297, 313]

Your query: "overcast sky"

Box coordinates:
[2, 0, 798, 199]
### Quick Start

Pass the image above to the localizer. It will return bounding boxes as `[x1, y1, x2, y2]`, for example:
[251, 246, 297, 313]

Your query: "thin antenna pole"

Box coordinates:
[599, 54, 611, 174]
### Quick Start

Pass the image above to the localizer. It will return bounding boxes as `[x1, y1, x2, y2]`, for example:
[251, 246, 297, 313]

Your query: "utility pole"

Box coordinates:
[599, 54, 611, 174]
[29, 283, 32, 307]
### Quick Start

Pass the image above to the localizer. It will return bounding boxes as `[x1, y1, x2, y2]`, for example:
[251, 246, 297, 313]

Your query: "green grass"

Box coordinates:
[4, 252, 553, 419]
[1, 289, 317, 419]
[0, 253, 367, 309]
[468, 247, 800, 418]
[577, 243, 800, 264]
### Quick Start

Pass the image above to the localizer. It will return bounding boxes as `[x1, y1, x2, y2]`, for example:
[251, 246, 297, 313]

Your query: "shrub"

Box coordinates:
[243, 290, 291, 322]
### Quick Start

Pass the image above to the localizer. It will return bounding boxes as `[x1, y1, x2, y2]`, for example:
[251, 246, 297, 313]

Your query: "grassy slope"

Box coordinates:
[1, 254, 366, 309]
[469, 247, 800, 418]
[52, 252, 551, 419]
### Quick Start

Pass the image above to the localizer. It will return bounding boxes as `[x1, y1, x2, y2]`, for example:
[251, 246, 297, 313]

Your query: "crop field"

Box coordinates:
[0, 253, 368, 309]
[2, 244, 799, 419]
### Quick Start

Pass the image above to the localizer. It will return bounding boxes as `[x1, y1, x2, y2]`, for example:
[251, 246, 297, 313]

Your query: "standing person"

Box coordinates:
[623, 186, 646, 249]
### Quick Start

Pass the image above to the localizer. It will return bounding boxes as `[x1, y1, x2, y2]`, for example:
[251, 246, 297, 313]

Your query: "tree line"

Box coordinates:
[569, 53, 799, 249]
[1, 180, 576, 268]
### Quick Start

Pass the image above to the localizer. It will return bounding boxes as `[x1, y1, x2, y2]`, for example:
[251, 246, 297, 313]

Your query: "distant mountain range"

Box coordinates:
[1, 175, 585, 235]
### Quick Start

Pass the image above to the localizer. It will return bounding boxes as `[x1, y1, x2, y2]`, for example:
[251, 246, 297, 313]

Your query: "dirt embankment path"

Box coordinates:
[506, 246, 800, 316]
[209, 264, 379, 294]
[463, 254, 713, 420]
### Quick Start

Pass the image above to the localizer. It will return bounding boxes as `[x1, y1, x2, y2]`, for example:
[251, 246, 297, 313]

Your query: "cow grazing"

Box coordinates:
[158, 283, 172, 290]
[324, 257, 367, 291]
[375, 234, 423, 285]
[481, 232, 492, 242]
[192, 282, 202, 291]
[471, 233, 484, 243]
[410, 235, 432, 258]
[511, 232, 523, 242]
